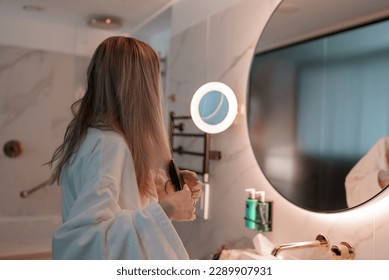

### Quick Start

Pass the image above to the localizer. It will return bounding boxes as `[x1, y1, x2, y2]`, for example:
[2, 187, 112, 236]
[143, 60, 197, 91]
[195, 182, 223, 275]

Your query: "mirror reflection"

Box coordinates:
[199, 91, 229, 125]
[248, 0, 389, 211]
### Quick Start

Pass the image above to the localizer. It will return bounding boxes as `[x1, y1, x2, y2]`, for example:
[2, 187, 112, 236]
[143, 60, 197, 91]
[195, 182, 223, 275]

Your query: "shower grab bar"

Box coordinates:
[271, 234, 329, 257]
[20, 179, 50, 198]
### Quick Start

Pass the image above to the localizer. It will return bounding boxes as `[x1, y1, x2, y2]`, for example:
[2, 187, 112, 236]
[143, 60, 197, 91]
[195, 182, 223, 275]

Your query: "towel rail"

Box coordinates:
[169, 111, 221, 178]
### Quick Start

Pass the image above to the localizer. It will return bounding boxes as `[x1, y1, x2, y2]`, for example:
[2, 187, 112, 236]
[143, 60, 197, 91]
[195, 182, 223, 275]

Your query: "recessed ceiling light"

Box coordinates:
[87, 16, 122, 30]
[23, 5, 44, 12]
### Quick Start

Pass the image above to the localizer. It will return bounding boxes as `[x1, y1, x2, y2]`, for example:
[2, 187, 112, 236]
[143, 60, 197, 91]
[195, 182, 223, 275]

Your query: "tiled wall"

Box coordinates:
[167, 0, 389, 259]
[0, 45, 89, 217]
[0, 21, 167, 256]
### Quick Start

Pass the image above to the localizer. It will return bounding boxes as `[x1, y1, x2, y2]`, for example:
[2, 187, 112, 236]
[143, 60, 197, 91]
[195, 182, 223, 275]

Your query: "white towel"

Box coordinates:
[345, 136, 389, 207]
[253, 233, 275, 256]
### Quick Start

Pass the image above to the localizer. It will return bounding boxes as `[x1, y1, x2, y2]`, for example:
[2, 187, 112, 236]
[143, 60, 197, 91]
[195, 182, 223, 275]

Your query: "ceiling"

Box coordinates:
[256, 0, 389, 53]
[2, 0, 389, 52]
[0, 0, 174, 34]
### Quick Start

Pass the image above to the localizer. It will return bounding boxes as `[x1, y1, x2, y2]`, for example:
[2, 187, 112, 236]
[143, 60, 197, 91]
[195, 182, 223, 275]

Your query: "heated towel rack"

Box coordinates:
[169, 111, 221, 182]
[170, 111, 221, 220]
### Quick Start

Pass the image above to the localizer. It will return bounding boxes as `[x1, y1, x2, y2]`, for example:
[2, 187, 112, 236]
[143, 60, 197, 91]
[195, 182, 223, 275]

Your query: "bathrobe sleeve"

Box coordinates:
[345, 137, 388, 208]
[52, 130, 188, 260]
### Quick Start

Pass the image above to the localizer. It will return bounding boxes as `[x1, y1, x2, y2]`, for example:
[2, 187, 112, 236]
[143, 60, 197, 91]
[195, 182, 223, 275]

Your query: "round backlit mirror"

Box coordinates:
[248, 0, 389, 212]
[190, 82, 237, 134]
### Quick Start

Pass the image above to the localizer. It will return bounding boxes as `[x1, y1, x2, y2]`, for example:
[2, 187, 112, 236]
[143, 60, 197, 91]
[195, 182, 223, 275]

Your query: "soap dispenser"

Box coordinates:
[244, 188, 258, 230]
[244, 189, 272, 232]
[255, 191, 272, 232]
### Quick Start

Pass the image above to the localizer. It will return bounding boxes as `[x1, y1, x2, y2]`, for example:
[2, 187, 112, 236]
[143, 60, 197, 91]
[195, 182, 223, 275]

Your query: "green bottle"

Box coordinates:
[245, 188, 257, 229]
[256, 191, 272, 232]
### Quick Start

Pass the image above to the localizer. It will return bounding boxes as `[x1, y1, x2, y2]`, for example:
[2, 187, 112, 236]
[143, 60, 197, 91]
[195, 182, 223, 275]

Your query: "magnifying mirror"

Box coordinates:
[190, 82, 238, 134]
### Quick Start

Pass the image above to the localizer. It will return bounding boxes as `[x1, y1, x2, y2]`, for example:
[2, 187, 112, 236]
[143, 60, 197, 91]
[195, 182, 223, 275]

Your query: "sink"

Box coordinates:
[218, 234, 301, 260]
[219, 249, 278, 260]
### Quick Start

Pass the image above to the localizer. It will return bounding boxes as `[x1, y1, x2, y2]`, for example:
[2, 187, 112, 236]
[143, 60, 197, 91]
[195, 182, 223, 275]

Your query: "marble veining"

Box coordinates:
[1, 74, 53, 128]
[0, 50, 40, 73]
[0, 44, 89, 220]
[217, 43, 255, 81]
[0, 49, 54, 128]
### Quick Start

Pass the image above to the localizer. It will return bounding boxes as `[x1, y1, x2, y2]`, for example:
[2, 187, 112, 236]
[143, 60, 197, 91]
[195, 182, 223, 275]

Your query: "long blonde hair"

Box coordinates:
[48, 36, 171, 195]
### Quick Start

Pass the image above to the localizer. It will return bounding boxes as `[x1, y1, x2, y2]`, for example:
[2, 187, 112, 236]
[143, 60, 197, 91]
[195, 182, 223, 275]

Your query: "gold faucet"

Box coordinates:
[271, 234, 330, 257]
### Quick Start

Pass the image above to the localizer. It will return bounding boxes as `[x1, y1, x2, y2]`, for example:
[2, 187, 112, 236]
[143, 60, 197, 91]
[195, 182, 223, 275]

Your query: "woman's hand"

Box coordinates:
[156, 169, 202, 204]
[180, 170, 202, 204]
[159, 185, 196, 221]
[155, 169, 202, 221]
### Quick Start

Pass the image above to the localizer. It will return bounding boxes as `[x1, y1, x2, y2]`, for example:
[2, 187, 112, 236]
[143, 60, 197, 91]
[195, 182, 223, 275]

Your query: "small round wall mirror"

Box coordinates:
[190, 82, 237, 134]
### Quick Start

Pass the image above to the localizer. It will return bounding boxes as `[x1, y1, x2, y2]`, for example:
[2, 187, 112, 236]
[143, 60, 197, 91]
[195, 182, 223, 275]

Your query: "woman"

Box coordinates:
[47, 36, 201, 259]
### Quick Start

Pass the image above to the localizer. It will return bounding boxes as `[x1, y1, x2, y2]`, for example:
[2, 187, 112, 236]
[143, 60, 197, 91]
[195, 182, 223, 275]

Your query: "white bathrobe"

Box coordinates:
[52, 128, 189, 260]
[345, 137, 389, 208]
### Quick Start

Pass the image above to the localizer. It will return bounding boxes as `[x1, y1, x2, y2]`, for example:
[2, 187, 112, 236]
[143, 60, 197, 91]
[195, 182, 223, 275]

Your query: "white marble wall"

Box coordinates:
[0, 20, 165, 257]
[0, 45, 89, 218]
[167, 0, 389, 259]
